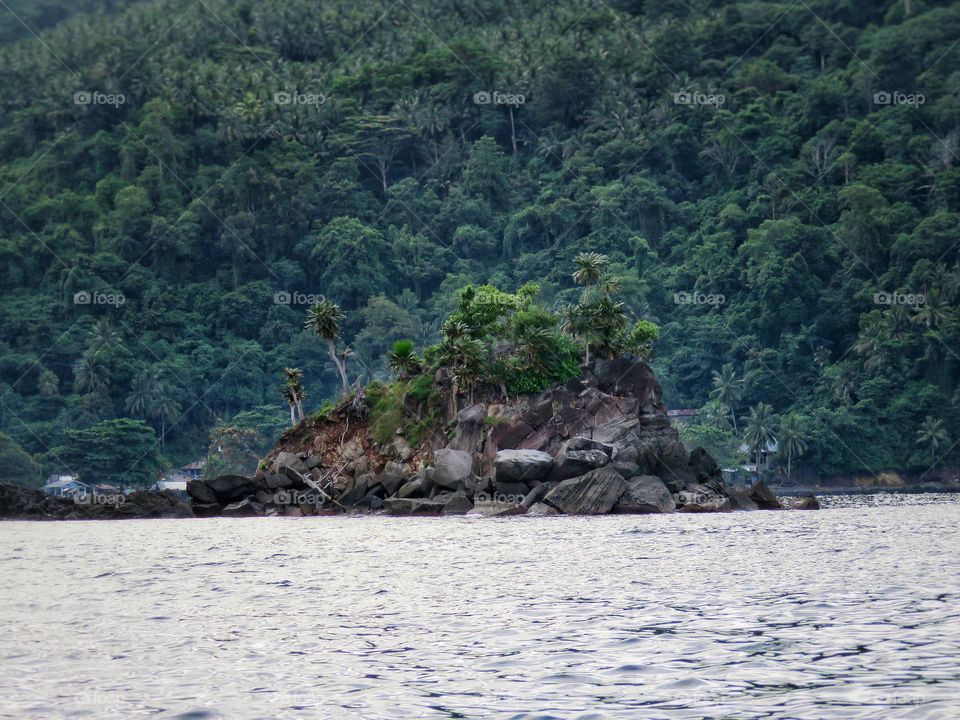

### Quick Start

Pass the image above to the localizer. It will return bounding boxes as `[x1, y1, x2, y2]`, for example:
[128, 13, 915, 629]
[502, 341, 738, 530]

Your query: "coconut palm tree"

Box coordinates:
[572, 251, 609, 304]
[148, 385, 181, 453]
[125, 370, 158, 417]
[37, 369, 59, 398]
[73, 352, 109, 393]
[305, 300, 349, 396]
[710, 363, 744, 433]
[281, 367, 306, 423]
[387, 340, 421, 379]
[742, 402, 778, 470]
[779, 414, 807, 482]
[916, 416, 949, 467]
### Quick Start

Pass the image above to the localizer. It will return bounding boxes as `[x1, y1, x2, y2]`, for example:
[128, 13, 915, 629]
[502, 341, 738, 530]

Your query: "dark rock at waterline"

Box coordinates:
[614, 475, 676, 514]
[205, 475, 255, 502]
[442, 490, 473, 515]
[727, 489, 759, 511]
[748, 481, 783, 510]
[544, 467, 627, 515]
[191, 502, 223, 517]
[186, 480, 217, 505]
[676, 483, 731, 513]
[793, 495, 821, 510]
[688, 446, 720, 482]
[0, 483, 194, 520]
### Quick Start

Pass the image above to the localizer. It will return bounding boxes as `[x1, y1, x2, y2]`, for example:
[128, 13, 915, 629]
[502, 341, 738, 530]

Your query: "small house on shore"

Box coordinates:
[667, 409, 698, 425]
[42, 476, 90, 497]
[179, 460, 206, 480]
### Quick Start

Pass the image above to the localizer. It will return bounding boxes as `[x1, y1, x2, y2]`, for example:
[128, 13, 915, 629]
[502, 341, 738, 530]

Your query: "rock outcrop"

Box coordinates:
[0, 483, 193, 520]
[185, 356, 817, 518]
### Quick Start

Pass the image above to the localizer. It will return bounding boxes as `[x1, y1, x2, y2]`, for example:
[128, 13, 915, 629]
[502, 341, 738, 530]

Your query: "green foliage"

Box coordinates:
[0, 0, 957, 477]
[54, 419, 160, 487]
[368, 381, 409, 445]
[0, 432, 42, 488]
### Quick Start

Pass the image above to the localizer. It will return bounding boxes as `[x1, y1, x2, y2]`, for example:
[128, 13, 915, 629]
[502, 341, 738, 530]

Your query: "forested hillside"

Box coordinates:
[0, 0, 958, 484]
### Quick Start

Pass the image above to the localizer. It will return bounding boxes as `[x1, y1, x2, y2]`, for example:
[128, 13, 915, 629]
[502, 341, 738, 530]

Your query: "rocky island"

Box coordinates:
[182, 356, 807, 519]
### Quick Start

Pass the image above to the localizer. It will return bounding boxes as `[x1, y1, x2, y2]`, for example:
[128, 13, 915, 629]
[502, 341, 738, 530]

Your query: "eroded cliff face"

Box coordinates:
[189, 356, 784, 516]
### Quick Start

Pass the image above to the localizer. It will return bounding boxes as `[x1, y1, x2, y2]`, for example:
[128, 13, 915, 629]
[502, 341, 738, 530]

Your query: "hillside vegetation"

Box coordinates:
[0, 0, 958, 482]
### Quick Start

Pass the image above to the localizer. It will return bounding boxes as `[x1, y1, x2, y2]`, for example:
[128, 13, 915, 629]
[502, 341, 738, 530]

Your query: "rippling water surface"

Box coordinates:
[1, 493, 959, 719]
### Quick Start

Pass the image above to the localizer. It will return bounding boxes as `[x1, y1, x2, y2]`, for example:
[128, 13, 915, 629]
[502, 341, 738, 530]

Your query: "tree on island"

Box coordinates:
[710, 364, 745, 434]
[779, 413, 807, 482]
[281, 368, 306, 426]
[916, 417, 949, 467]
[306, 299, 350, 397]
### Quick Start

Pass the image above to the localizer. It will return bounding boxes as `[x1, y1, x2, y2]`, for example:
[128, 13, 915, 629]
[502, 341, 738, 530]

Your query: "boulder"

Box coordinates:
[389, 437, 413, 462]
[272, 451, 308, 478]
[793, 495, 821, 510]
[543, 467, 627, 515]
[446, 404, 487, 452]
[611, 460, 640, 479]
[614, 475, 676, 514]
[383, 497, 446, 516]
[264, 473, 294, 490]
[676, 484, 730, 513]
[304, 454, 324, 470]
[397, 476, 423, 499]
[442, 490, 473, 515]
[420, 468, 436, 497]
[376, 461, 406, 496]
[432, 448, 473, 490]
[495, 449, 553, 482]
[520, 482, 555, 510]
[339, 474, 372, 506]
[205, 475, 255, 502]
[548, 449, 610, 482]
[495, 480, 531, 497]
[749, 481, 783, 510]
[186, 480, 217, 505]
[221, 498, 263, 517]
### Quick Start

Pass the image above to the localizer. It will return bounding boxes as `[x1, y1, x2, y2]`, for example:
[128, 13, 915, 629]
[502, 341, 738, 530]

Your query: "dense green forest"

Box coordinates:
[0, 0, 958, 486]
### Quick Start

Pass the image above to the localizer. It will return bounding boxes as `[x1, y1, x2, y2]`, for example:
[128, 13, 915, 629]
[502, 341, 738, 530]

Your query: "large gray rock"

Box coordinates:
[676, 483, 730, 513]
[432, 448, 473, 490]
[186, 480, 217, 505]
[520, 481, 555, 510]
[205, 475, 254, 502]
[397, 476, 423, 499]
[688, 446, 719, 481]
[272, 451, 308, 478]
[376, 461, 406, 496]
[748, 481, 783, 510]
[727, 489, 759, 511]
[548, 449, 610, 482]
[442, 490, 473, 515]
[447, 404, 487, 452]
[614, 475, 676, 514]
[339, 474, 372, 506]
[567, 436, 615, 456]
[543, 467, 627, 515]
[495, 449, 554, 482]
